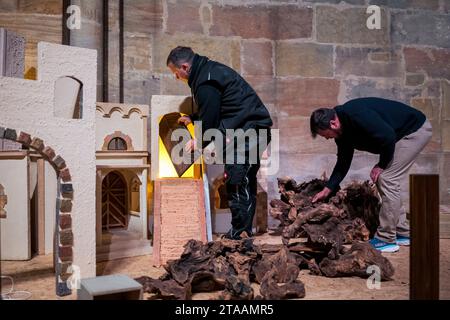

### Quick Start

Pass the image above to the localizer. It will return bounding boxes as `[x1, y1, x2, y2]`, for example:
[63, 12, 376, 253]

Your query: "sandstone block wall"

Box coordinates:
[2, 0, 449, 224]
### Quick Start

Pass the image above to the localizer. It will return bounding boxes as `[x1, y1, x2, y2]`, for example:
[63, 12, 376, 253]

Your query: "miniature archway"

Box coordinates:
[0, 127, 74, 297]
[101, 171, 128, 230]
[102, 131, 134, 151]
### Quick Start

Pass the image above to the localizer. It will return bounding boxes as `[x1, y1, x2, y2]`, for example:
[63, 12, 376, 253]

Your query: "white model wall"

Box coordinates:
[0, 158, 30, 260]
[0, 42, 97, 277]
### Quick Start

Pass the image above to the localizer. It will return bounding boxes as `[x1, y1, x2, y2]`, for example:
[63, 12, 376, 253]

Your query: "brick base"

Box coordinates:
[153, 178, 207, 266]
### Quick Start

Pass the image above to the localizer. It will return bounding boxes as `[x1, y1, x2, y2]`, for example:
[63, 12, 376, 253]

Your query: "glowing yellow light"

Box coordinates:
[158, 136, 178, 178]
[157, 113, 198, 179]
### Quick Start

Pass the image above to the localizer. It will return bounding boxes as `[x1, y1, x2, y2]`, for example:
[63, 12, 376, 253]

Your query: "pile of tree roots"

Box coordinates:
[136, 178, 395, 300]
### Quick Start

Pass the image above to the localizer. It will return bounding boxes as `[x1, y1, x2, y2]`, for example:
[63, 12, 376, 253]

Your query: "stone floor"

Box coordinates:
[1, 234, 449, 300]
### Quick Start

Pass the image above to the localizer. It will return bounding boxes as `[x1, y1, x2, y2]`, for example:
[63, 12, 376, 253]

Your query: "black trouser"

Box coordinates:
[225, 163, 260, 237]
[223, 127, 270, 238]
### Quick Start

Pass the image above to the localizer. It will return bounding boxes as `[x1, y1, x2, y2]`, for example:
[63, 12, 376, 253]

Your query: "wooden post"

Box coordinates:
[119, 0, 124, 103]
[410, 174, 439, 300]
[102, 0, 109, 102]
[62, 0, 71, 45]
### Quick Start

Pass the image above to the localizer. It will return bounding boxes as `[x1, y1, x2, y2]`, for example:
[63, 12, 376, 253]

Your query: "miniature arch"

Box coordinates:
[105, 106, 125, 118]
[124, 107, 143, 119]
[102, 131, 134, 151]
[0, 127, 74, 297]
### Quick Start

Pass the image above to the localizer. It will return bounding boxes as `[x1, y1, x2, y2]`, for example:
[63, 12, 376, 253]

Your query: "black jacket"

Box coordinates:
[187, 54, 272, 146]
[326, 97, 426, 191]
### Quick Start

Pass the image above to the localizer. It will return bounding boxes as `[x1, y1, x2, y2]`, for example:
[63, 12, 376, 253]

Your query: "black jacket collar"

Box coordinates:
[188, 54, 210, 89]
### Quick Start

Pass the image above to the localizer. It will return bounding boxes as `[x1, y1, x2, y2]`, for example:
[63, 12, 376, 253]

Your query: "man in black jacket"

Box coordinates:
[166, 46, 273, 240]
[310, 97, 432, 252]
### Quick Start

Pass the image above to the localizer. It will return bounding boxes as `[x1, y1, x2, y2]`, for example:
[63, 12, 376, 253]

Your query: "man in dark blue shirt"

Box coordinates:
[310, 97, 432, 252]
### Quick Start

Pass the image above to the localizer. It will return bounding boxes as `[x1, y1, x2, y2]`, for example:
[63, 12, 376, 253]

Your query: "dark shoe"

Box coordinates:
[221, 229, 241, 240]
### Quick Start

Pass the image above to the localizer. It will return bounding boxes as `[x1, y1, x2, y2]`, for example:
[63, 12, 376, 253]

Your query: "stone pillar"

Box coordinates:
[69, 0, 104, 101]
[0, 28, 25, 78]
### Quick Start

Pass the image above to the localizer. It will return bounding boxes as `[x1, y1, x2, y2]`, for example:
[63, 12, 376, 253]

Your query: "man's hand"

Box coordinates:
[312, 187, 332, 203]
[178, 116, 192, 126]
[184, 138, 197, 153]
[370, 165, 384, 184]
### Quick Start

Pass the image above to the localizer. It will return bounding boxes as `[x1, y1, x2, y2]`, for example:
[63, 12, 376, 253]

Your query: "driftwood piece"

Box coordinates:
[319, 242, 395, 280]
[273, 178, 382, 265]
[189, 271, 225, 293]
[339, 217, 370, 243]
[165, 241, 212, 285]
[135, 277, 191, 300]
[220, 275, 254, 300]
[257, 243, 284, 254]
[277, 177, 299, 194]
[252, 247, 299, 284]
[210, 255, 236, 286]
[226, 252, 254, 282]
[270, 199, 291, 211]
[302, 217, 344, 260]
[252, 247, 306, 300]
[259, 268, 306, 300]
[282, 204, 342, 244]
[342, 181, 380, 237]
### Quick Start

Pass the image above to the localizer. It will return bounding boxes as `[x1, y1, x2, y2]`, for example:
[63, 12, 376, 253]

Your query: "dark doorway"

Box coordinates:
[102, 171, 128, 230]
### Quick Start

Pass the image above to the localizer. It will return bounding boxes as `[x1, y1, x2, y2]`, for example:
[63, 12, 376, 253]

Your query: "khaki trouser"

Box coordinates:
[375, 120, 432, 243]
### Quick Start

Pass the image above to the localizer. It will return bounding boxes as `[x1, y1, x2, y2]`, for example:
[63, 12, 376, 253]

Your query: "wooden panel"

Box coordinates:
[410, 174, 439, 300]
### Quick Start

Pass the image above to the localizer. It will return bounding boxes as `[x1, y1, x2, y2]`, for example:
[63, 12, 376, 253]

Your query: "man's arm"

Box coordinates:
[326, 140, 355, 192]
[195, 83, 221, 148]
[353, 110, 396, 169]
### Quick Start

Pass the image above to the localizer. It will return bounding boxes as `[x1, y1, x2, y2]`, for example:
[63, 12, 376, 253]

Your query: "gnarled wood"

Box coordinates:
[319, 242, 395, 280]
